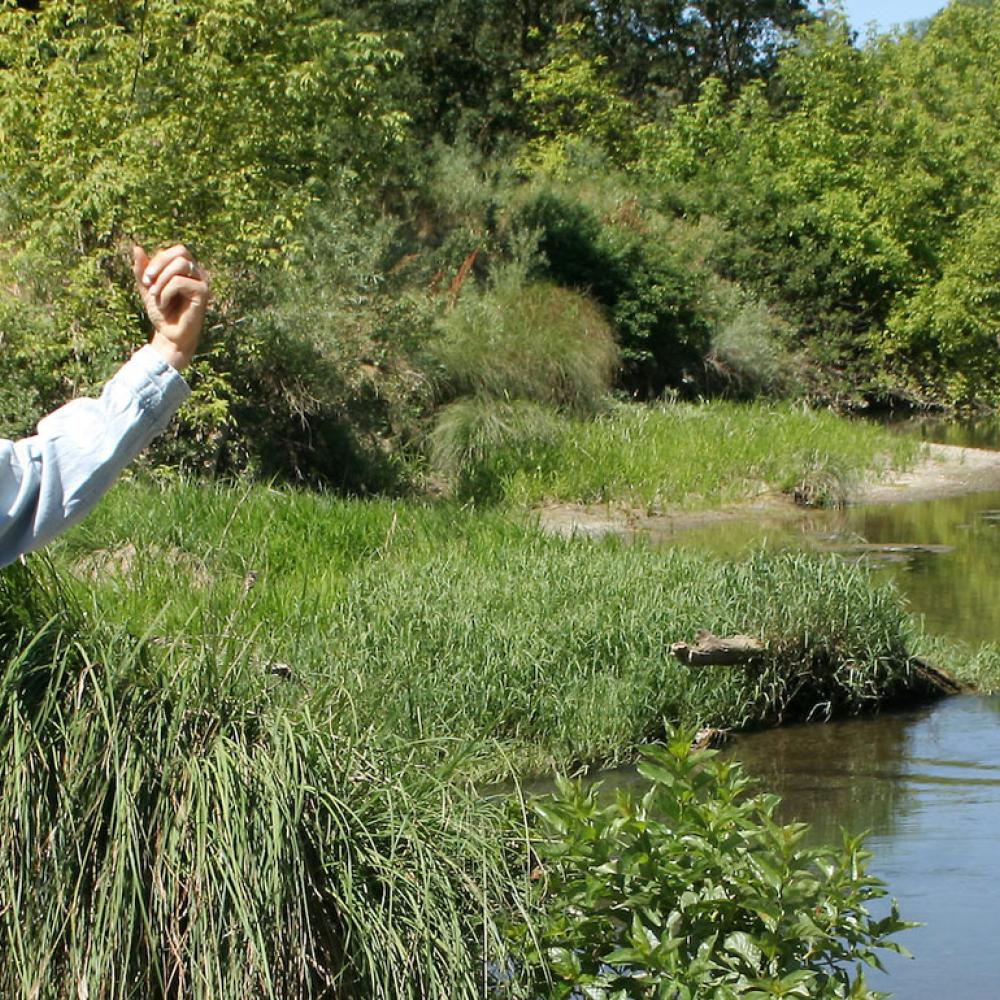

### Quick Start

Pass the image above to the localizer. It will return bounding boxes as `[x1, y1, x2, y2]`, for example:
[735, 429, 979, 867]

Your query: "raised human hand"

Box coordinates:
[132, 243, 209, 372]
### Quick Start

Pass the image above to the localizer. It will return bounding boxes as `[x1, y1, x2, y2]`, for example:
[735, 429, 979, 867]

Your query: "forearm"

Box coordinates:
[0, 346, 190, 566]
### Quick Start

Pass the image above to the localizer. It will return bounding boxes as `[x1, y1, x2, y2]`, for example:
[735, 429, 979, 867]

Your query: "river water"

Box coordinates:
[729, 696, 1000, 999]
[636, 422, 1000, 998]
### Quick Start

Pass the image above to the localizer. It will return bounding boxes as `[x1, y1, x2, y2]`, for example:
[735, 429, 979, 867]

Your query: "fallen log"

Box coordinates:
[671, 629, 766, 667]
[910, 656, 965, 694]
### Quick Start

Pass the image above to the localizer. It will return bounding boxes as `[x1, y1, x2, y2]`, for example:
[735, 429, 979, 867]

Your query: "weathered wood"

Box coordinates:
[692, 726, 729, 750]
[910, 656, 965, 694]
[671, 629, 766, 667]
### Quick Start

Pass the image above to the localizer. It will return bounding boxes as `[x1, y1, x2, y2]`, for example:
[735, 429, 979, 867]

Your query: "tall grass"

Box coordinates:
[916, 633, 1000, 692]
[429, 276, 618, 412]
[50, 481, 931, 775]
[485, 401, 920, 510]
[0, 560, 518, 999]
[2, 482, 938, 995]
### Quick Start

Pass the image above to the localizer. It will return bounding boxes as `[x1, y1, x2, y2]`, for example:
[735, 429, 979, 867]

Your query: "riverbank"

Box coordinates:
[536, 441, 1000, 541]
[3, 474, 958, 997]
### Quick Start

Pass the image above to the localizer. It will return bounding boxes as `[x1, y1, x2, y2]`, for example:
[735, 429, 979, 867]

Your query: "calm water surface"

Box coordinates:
[729, 697, 1000, 1000]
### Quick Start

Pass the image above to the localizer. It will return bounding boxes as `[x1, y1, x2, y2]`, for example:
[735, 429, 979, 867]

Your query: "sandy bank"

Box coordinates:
[857, 442, 1000, 503]
[535, 442, 1000, 540]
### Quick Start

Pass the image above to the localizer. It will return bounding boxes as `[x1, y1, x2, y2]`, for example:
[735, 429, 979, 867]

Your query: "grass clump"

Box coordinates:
[428, 396, 564, 501]
[430, 276, 618, 412]
[492, 402, 919, 511]
[0, 561, 516, 1000]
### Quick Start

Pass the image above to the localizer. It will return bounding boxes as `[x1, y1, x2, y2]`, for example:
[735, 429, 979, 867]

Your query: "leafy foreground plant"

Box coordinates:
[0, 563, 516, 1000]
[505, 734, 914, 999]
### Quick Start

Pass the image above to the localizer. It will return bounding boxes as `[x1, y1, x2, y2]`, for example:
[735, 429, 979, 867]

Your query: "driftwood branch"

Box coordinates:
[910, 656, 964, 694]
[671, 629, 766, 667]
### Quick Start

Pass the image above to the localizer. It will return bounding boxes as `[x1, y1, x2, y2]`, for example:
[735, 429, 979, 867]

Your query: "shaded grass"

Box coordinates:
[441, 400, 919, 510]
[51, 479, 931, 775]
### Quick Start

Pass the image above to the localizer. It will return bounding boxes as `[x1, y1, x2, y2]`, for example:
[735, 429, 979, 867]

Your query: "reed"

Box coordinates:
[0, 560, 517, 999]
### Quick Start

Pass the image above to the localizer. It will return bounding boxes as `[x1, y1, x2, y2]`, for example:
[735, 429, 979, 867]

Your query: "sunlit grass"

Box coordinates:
[50, 479, 929, 774]
[1, 479, 940, 996]
[0, 560, 519, 1000]
[443, 400, 920, 509]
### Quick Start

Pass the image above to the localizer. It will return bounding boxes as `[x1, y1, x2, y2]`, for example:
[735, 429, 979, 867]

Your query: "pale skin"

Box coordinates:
[132, 243, 209, 371]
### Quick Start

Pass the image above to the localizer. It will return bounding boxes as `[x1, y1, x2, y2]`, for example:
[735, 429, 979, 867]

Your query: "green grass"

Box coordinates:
[50, 478, 932, 775]
[438, 400, 920, 510]
[430, 276, 618, 413]
[2, 479, 940, 997]
[916, 633, 1000, 692]
[0, 560, 520, 1000]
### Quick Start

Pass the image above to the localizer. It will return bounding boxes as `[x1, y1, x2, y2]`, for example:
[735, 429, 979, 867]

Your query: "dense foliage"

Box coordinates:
[5, 1, 1000, 490]
[507, 735, 913, 999]
[0, 0, 406, 470]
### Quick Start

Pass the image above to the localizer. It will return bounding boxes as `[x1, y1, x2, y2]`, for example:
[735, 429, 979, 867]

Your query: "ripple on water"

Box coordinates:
[728, 695, 1000, 1000]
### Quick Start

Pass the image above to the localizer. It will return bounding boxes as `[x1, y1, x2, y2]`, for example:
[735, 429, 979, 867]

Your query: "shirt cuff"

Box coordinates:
[112, 345, 192, 433]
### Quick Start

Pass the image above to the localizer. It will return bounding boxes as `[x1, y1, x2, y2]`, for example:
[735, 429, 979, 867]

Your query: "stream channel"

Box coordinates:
[605, 420, 1000, 999]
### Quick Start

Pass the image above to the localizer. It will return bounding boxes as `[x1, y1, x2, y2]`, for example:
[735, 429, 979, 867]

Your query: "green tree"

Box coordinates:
[640, 4, 1000, 404]
[335, 0, 589, 142]
[515, 22, 643, 173]
[0, 0, 405, 440]
[589, 0, 816, 103]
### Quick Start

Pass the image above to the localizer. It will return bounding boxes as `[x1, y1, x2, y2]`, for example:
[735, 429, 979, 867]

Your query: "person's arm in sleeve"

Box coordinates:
[0, 243, 208, 567]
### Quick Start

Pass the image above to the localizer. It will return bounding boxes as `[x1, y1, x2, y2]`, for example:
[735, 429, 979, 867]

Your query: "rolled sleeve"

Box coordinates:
[0, 346, 190, 566]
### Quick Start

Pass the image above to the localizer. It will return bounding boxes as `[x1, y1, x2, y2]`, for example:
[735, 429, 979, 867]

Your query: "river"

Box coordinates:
[631, 421, 1000, 998]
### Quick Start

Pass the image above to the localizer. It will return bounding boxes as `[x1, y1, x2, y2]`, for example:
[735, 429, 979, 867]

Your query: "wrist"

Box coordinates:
[148, 333, 194, 372]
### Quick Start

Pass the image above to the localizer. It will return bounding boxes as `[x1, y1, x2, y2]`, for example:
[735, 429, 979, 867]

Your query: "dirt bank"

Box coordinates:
[535, 442, 1000, 540]
[857, 442, 1000, 503]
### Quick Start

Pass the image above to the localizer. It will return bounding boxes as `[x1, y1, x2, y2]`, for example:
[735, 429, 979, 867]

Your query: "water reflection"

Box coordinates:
[888, 412, 1000, 451]
[667, 488, 1000, 645]
[728, 696, 1000, 1000]
[848, 492, 1000, 643]
[722, 709, 921, 845]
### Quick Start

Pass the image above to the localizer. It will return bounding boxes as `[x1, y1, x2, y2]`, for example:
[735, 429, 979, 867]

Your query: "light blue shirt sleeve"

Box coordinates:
[0, 345, 190, 567]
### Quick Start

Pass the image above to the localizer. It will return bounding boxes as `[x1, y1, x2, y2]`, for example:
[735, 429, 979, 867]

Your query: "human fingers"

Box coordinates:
[148, 253, 203, 298]
[158, 273, 209, 317]
[132, 245, 150, 287]
[140, 244, 194, 289]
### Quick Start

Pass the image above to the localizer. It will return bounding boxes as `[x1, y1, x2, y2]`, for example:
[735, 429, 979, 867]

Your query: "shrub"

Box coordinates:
[135, 197, 437, 489]
[516, 187, 712, 395]
[706, 295, 804, 399]
[506, 734, 913, 999]
[430, 274, 618, 412]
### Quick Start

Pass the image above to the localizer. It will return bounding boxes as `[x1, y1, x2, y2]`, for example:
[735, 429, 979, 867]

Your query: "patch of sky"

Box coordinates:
[827, 0, 947, 36]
